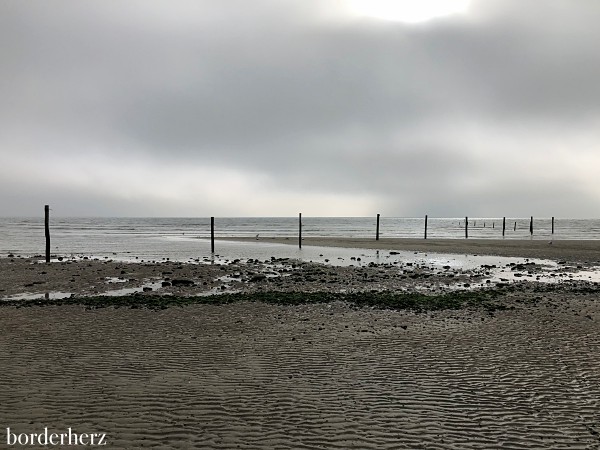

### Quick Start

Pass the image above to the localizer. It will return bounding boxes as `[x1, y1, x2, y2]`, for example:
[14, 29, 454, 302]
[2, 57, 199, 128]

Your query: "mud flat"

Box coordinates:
[1, 250, 600, 448]
[1, 290, 600, 449]
[2, 253, 599, 301]
[221, 236, 600, 265]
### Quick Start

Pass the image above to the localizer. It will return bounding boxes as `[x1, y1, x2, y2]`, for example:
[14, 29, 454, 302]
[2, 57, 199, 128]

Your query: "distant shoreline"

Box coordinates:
[217, 236, 600, 264]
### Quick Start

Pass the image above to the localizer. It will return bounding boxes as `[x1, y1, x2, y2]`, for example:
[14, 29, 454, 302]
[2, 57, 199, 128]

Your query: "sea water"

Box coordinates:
[1, 217, 600, 263]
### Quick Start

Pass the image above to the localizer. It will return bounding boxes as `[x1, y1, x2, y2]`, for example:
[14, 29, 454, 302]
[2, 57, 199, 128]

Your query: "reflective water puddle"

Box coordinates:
[4, 291, 75, 301]
[1, 280, 166, 301]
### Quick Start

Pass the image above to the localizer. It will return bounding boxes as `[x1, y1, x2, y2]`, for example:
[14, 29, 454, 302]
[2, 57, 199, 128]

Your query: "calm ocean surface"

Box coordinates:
[0, 217, 600, 269]
[1, 217, 600, 264]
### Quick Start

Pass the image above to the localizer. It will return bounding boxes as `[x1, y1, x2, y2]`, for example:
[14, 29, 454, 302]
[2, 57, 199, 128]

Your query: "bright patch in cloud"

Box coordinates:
[347, 0, 470, 23]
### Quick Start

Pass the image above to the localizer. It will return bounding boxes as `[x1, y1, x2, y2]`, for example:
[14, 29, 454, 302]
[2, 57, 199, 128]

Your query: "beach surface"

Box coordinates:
[1, 240, 600, 448]
[220, 237, 600, 264]
[1, 293, 600, 449]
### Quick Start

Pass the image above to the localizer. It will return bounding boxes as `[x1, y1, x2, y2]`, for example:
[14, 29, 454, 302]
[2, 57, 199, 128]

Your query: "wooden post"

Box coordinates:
[210, 216, 215, 253]
[514, 221, 517, 231]
[424, 215, 428, 239]
[376, 213, 380, 240]
[299, 213, 302, 249]
[552, 216, 555, 235]
[530, 216, 533, 236]
[45, 205, 50, 263]
[465, 216, 468, 239]
[502, 217, 506, 237]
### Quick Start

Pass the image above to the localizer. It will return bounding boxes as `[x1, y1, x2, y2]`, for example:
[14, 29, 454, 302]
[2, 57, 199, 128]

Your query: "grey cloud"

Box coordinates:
[1, 0, 599, 216]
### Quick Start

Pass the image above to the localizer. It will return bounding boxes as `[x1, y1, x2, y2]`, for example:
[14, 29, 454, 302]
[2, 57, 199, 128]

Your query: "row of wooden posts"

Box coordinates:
[207, 213, 555, 253]
[376, 214, 553, 243]
[42, 206, 555, 261]
[422, 215, 555, 240]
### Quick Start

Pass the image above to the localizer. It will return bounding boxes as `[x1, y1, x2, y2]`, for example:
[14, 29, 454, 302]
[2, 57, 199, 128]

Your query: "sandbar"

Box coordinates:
[220, 236, 600, 263]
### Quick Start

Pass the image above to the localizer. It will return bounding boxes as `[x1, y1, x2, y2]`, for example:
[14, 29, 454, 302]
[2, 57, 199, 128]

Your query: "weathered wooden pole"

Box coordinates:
[502, 217, 506, 237]
[45, 205, 50, 263]
[210, 216, 215, 253]
[299, 213, 302, 248]
[530, 216, 533, 236]
[514, 221, 517, 231]
[552, 216, 555, 235]
[376, 213, 380, 241]
[465, 216, 468, 239]
[424, 215, 428, 239]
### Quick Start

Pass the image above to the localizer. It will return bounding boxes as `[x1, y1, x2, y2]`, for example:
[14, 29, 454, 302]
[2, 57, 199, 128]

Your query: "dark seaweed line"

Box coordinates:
[0, 288, 518, 312]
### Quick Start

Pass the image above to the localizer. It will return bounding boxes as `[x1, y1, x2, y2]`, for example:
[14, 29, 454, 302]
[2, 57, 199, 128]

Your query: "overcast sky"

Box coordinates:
[1, 0, 599, 217]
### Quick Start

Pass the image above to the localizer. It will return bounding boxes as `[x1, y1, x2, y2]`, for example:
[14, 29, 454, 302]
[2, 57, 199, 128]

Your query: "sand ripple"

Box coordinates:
[1, 300, 600, 449]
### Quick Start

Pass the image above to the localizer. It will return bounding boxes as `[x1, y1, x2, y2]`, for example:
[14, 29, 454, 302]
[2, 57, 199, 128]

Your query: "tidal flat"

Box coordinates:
[1, 246, 600, 448]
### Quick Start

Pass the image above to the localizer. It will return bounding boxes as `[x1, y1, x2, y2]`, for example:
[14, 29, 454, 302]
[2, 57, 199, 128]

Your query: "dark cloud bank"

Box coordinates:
[1, 0, 599, 217]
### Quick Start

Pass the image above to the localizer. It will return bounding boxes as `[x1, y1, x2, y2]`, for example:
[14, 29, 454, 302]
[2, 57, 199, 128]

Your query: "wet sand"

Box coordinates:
[1, 241, 600, 448]
[1, 296, 600, 448]
[221, 237, 600, 264]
